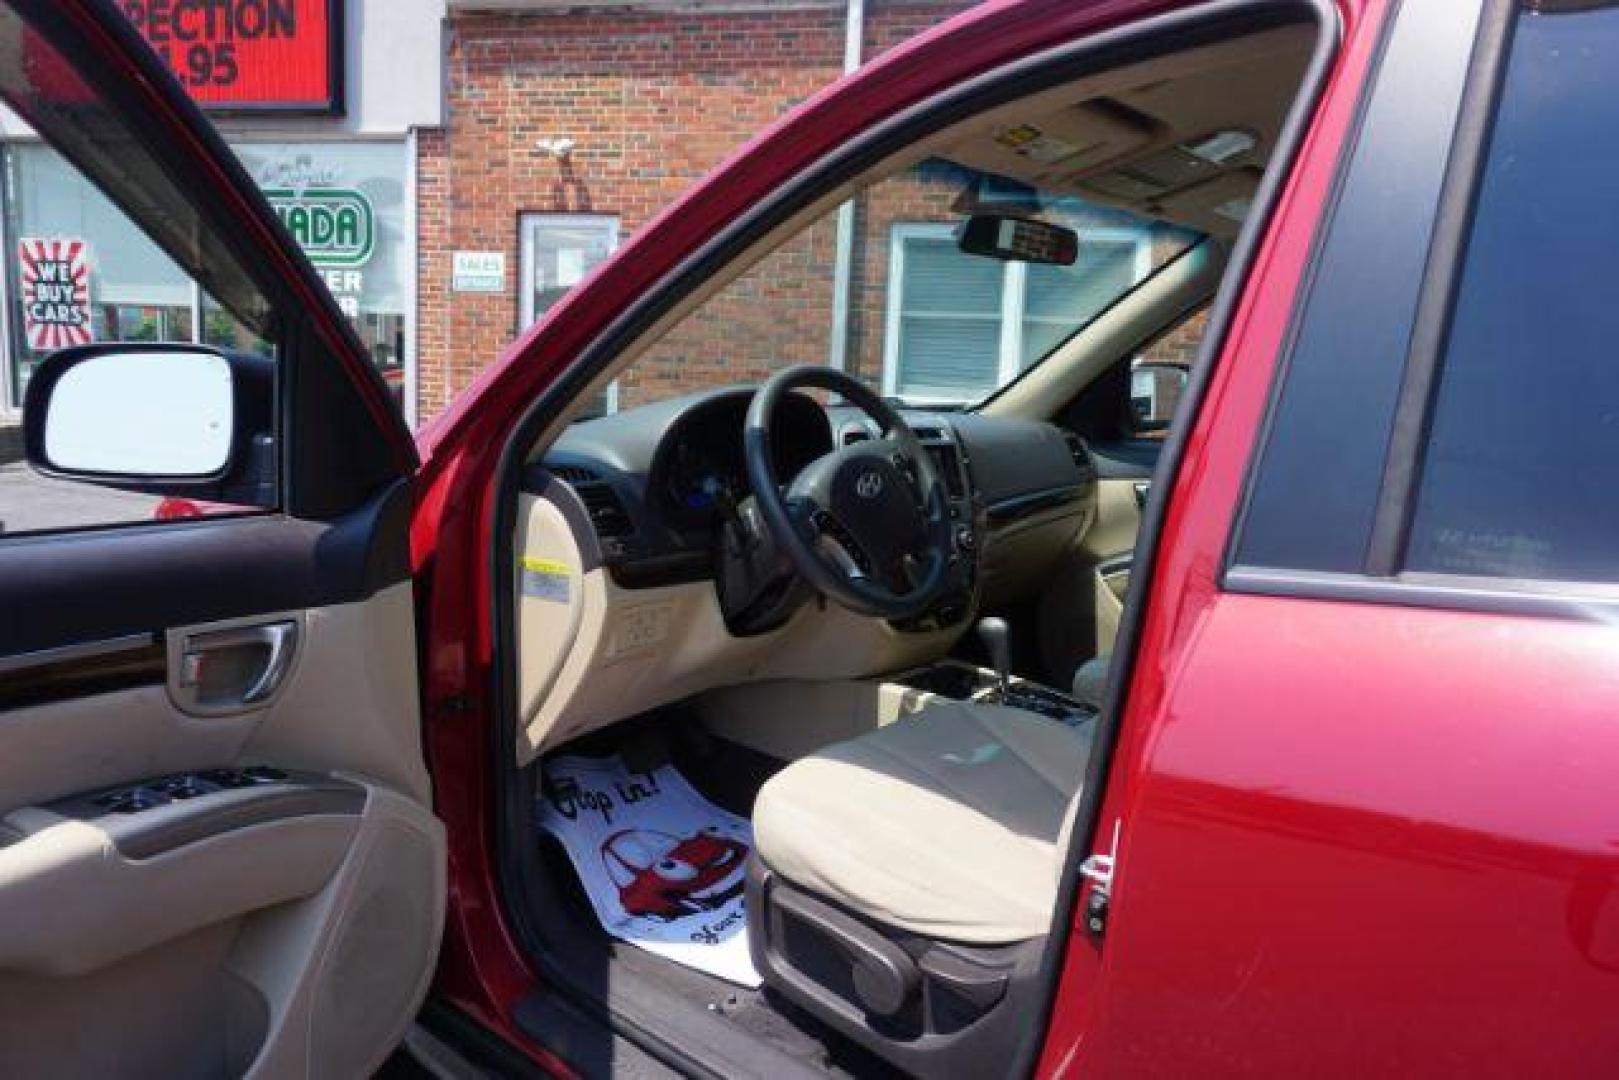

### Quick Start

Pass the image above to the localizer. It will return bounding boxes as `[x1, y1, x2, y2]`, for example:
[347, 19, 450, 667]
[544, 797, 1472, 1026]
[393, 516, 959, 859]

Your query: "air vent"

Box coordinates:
[912, 427, 944, 441]
[925, 443, 966, 500]
[550, 465, 597, 484]
[573, 481, 633, 539]
[1063, 431, 1096, 479]
[842, 429, 871, 446]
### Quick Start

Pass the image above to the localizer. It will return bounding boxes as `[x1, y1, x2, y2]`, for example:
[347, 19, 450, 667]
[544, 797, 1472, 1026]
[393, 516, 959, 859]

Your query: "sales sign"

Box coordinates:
[18, 239, 94, 351]
[120, 0, 343, 114]
[452, 251, 506, 293]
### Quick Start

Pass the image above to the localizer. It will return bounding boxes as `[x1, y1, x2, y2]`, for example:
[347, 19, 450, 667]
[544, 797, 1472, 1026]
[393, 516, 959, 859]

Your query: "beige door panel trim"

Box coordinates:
[0, 583, 430, 816]
[0, 921, 252, 1080]
[0, 684, 257, 815]
[234, 783, 445, 1080]
[238, 583, 430, 803]
[1080, 477, 1146, 562]
[0, 807, 358, 978]
[0, 783, 444, 1079]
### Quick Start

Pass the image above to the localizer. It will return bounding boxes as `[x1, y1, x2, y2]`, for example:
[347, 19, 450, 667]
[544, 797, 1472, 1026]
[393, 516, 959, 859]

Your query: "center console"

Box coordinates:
[897, 658, 1096, 727]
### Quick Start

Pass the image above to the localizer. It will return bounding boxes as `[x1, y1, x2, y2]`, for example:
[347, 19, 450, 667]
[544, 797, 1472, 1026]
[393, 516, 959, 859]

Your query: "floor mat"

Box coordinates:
[538, 754, 761, 987]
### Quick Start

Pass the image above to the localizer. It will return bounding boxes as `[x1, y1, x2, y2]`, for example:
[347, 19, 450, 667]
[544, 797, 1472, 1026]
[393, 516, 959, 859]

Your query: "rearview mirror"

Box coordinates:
[1129, 362, 1189, 433]
[25, 345, 238, 484]
[956, 215, 1078, 265]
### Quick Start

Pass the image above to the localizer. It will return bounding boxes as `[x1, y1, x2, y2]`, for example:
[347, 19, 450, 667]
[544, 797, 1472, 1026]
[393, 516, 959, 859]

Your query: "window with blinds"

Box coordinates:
[884, 223, 1150, 404]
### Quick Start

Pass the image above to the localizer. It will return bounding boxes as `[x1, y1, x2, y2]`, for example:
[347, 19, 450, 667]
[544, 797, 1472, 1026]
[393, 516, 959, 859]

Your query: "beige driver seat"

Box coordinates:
[752, 699, 1093, 945]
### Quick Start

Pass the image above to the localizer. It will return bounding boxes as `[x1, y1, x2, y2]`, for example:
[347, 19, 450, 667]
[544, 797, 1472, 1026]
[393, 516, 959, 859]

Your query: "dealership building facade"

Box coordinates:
[0, 0, 1205, 446]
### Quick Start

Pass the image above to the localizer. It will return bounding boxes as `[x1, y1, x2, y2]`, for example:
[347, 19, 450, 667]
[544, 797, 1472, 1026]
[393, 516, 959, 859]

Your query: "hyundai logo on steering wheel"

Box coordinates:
[856, 470, 885, 499]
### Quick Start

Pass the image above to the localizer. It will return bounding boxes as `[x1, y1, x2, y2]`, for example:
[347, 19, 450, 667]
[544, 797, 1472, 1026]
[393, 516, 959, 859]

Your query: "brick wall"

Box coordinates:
[417, 0, 976, 420]
[1141, 306, 1209, 365]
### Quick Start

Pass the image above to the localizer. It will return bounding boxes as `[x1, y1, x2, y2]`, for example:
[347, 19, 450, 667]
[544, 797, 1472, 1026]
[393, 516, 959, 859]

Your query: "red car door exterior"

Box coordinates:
[1041, 0, 1619, 1075]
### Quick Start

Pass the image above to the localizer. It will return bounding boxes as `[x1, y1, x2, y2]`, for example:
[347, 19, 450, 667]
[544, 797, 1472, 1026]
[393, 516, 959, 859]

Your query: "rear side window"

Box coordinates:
[1405, 4, 1619, 582]
[1233, 0, 1619, 603]
[1231, 0, 1482, 573]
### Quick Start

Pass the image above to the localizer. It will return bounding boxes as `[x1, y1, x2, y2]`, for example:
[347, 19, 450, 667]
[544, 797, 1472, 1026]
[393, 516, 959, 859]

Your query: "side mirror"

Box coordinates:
[1129, 362, 1190, 433]
[24, 343, 274, 505]
[956, 215, 1078, 265]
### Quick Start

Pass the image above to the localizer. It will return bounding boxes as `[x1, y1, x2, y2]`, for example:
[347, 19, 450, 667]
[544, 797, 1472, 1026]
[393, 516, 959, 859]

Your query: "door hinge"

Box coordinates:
[1078, 818, 1121, 941]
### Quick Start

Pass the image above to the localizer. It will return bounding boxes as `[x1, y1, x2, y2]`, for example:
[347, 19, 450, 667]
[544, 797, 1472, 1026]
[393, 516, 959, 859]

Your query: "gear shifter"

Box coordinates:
[976, 616, 1013, 700]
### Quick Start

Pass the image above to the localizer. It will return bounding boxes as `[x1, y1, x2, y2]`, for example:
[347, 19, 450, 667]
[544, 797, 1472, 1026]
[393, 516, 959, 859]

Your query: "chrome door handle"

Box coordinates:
[175, 620, 298, 715]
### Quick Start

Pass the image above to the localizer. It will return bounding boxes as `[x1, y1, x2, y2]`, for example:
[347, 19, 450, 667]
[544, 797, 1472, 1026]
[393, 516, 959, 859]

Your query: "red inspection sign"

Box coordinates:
[119, 0, 342, 114]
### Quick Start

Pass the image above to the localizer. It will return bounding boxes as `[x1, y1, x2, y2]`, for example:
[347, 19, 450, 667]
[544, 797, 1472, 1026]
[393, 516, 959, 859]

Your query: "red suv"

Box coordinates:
[3, 0, 1617, 1076]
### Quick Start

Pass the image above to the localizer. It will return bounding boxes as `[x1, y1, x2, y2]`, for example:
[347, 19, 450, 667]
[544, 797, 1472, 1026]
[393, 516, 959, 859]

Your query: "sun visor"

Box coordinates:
[1148, 167, 1262, 235]
[948, 102, 1156, 185]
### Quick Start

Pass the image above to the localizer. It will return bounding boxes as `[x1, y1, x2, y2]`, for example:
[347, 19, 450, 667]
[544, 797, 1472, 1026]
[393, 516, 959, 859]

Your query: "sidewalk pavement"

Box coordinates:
[0, 462, 158, 534]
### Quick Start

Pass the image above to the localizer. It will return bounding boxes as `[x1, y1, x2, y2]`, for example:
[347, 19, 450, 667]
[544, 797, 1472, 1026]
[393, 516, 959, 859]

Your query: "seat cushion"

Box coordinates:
[752, 700, 1092, 944]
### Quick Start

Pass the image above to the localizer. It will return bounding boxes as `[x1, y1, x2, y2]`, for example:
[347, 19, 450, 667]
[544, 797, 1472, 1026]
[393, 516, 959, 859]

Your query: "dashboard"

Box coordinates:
[658, 392, 830, 527]
[512, 384, 1097, 758]
[529, 385, 1094, 610]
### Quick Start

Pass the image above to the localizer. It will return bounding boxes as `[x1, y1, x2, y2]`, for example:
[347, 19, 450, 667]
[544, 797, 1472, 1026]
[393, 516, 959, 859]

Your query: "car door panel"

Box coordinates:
[0, 3, 440, 1073]
[0, 480, 411, 659]
[0, 577, 443, 1078]
[0, 784, 442, 1080]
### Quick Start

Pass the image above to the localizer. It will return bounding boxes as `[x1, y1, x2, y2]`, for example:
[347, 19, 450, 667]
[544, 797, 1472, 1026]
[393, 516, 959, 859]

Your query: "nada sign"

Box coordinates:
[18, 239, 93, 351]
[120, 0, 343, 114]
[265, 187, 375, 269]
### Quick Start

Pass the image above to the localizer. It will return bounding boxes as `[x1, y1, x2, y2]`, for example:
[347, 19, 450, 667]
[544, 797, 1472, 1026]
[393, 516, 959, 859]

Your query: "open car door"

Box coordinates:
[0, 3, 442, 1076]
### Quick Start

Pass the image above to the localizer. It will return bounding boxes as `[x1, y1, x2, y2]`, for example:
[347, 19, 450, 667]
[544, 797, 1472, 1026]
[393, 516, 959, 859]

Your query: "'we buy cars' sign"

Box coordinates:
[119, 0, 342, 114]
[18, 239, 93, 351]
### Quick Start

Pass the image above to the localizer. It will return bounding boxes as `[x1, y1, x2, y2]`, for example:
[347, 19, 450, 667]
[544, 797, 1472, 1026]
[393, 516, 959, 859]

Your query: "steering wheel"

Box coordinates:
[744, 365, 956, 619]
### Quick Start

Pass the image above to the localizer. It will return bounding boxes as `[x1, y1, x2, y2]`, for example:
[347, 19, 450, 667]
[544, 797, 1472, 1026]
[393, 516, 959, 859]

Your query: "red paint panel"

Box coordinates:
[1037, 0, 1384, 1067]
[1083, 595, 1619, 1076]
[1044, 0, 1619, 1071]
[120, 0, 338, 111]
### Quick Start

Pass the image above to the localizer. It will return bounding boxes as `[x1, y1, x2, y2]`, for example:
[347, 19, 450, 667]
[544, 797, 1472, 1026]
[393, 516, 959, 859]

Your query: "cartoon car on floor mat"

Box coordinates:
[601, 826, 748, 920]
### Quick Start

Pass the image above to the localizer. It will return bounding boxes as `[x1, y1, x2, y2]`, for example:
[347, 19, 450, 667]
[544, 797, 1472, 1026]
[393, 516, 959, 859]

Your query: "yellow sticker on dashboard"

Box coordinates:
[520, 557, 571, 602]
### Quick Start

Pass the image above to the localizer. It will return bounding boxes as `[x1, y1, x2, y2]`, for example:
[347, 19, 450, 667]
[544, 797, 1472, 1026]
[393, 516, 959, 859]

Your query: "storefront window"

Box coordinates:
[230, 141, 412, 402]
[3, 143, 197, 404]
[200, 292, 269, 355]
[521, 213, 619, 415]
[2, 140, 410, 414]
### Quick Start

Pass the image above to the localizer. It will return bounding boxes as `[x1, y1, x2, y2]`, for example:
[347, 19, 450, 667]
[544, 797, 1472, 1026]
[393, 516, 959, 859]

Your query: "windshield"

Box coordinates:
[596, 158, 1201, 417]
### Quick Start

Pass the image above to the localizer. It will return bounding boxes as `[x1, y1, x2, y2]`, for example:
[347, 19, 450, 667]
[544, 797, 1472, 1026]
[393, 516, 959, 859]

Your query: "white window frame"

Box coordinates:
[520, 212, 620, 412]
[882, 222, 1153, 404]
[0, 156, 13, 422]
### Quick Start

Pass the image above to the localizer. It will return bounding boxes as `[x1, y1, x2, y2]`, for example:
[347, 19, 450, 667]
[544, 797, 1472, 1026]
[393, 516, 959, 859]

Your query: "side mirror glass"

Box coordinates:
[1129, 362, 1189, 433]
[27, 346, 235, 481]
[956, 214, 1078, 265]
